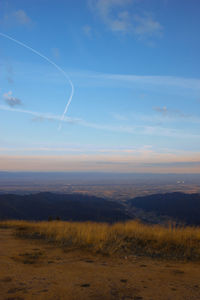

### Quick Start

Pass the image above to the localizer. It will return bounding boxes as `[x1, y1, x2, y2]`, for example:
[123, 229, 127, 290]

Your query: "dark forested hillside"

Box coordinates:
[128, 192, 200, 225]
[1, 192, 200, 225]
[0, 192, 129, 222]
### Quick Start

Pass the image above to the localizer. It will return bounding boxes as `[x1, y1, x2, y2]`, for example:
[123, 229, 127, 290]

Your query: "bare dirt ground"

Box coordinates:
[0, 228, 200, 300]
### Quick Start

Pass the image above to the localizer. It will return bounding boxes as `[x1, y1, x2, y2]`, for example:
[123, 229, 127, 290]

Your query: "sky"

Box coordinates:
[0, 0, 200, 173]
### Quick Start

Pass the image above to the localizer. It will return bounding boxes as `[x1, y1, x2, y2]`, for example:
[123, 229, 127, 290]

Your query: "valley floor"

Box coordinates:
[0, 228, 200, 300]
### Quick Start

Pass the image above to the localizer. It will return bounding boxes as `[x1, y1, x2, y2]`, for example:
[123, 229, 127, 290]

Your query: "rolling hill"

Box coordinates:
[128, 192, 200, 225]
[0, 192, 129, 222]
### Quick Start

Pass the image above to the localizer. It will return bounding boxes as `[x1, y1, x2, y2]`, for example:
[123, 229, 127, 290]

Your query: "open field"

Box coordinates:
[0, 225, 200, 300]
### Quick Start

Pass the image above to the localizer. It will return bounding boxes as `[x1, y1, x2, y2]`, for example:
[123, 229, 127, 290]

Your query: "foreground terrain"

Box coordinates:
[0, 223, 200, 300]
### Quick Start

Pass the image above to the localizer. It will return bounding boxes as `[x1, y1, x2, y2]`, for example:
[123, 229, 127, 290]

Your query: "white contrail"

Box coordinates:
[0, 32, 74, 130]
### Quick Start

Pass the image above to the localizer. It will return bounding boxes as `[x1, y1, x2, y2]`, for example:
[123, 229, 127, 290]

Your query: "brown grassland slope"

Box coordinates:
[0, 220, 200, 299]
[2, 220, 200, 260]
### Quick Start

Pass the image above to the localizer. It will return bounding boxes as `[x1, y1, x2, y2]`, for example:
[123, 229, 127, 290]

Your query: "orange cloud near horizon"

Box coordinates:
[0, 151, 200, 173]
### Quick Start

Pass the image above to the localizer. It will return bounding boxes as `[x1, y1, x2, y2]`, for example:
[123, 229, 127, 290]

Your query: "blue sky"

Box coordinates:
[0, 0, 200, 172]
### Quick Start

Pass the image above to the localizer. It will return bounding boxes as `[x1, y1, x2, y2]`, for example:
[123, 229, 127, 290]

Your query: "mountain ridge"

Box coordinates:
[1, 191, 200, 225]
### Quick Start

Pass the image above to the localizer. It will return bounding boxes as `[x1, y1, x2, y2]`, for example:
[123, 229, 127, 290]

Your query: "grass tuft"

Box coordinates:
[1, 220, 200, 260]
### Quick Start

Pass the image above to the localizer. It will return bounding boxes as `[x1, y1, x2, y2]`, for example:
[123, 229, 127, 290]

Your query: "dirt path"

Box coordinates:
[0, 228, 200, 300]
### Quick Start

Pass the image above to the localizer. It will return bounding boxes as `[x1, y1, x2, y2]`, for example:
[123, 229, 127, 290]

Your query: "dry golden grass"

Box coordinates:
[1, 220, 200, 260]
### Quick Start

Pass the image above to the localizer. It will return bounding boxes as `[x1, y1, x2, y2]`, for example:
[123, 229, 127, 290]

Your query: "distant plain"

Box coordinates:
[1, 172, 200, 200]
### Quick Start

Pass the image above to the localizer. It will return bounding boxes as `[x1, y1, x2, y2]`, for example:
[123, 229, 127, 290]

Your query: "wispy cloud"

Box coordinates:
[83, 25, 93, 37]
[6, 64, 14, 84]
[4, 61, 200, 92]
[51, 48, 60, 59]
[88, 0, 162, 39]
[31, 115, 56, 122]
[2, 9, 32, 26]
[72, 70, 200, 92]
[3, 91, 22, 107]
[0, 145, 148, 154]
[0, 105, 79, 123]
[0, 105, 199, 139]
[111, 110, 200, 126]
[89, 0, 131, 33]
[134, 13, 163, 38]
[1, 149, 200, 172]
[12, 10, 31, 25]
[153, 106, 190, 118]
[112, 113, 128, 121]
[98, 73, 200, 90]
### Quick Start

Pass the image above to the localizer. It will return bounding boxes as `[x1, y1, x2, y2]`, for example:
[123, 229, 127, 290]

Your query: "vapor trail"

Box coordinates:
[0, 32, 74, 130]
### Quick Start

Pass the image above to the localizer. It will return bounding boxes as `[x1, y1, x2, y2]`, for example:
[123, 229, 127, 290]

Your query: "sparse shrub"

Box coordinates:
[1, 220, 200, 260]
